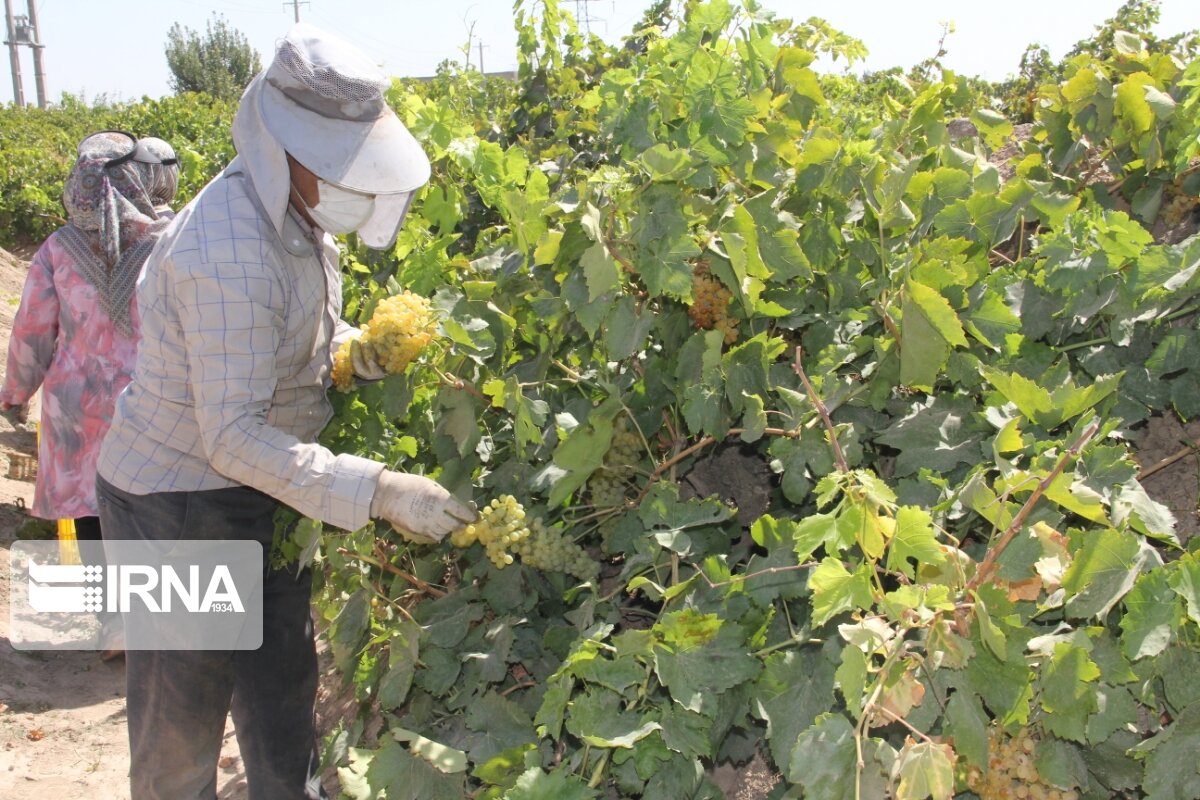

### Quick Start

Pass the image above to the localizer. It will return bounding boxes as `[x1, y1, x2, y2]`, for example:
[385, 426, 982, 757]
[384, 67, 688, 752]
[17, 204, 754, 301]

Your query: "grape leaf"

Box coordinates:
[886, 505, 947, 579]
[1061, 528, 1143, 619]
[808, 558, 875, 626]
[653, 619, 761, 713]
[565, 688, 661, 748]
[1038, 642, 1101, 742]
[944, 691, 989, 769]
[754, 647, 837, 777]
[894, 740, 955, 800]
[504, 767, 599, 800]
[1131, 706, 1200, 800]
[1119, 568, 1177, 661]
[341, 739, 466, 800]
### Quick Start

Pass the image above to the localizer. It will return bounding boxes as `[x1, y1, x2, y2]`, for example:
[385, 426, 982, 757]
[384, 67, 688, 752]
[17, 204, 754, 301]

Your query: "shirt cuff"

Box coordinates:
[324, 453, 387, 532]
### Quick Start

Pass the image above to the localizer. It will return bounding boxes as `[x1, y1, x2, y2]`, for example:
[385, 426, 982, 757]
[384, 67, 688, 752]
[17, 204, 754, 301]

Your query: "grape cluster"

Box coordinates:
[363, 291, 437, 373]
[449, 496, 600, 583]
[688, 263, 738, 345]
[513, 518, 601, 583]
[961, 726, 1079, 800]
[330, 292, 437, 393]
[331, 337, 356, 392]
[1162, 180, 1199, 227]
[449, 495, 531, 569]
[588, 422, 641, 508]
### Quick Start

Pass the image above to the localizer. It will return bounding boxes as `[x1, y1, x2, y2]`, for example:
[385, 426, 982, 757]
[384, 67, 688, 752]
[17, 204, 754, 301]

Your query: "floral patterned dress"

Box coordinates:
[0, 232, 140, 519]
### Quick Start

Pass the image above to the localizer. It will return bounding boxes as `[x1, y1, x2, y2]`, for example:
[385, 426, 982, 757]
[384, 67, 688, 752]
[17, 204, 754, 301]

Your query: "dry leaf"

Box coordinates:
[218, 756, 239, 770]
[1005, 577, 1042, 602]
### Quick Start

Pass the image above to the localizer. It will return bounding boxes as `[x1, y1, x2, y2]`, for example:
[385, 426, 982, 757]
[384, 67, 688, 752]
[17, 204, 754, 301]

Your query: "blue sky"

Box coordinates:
[2, 0, 1196, 105]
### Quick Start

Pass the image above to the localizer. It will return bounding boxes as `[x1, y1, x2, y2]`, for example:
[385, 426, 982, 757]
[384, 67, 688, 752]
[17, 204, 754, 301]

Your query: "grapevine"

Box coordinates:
[1162, 179, 1198, 226]
[962, 726, 1079, 800]
[587, 420, 641, 508]
[360, 291, 436, 374]
[687, 262, 738, 345]
[449, 494, 531, 568]
[291, 2, 1200, 798]
[511, 517, 600, 583]
[450, 496, 600, 583]
[331, 337, 355, 393]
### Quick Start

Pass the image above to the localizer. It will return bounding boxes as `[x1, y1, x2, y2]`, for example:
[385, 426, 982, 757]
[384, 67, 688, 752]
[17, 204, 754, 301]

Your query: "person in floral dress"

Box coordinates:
[0, 131, 168, 653]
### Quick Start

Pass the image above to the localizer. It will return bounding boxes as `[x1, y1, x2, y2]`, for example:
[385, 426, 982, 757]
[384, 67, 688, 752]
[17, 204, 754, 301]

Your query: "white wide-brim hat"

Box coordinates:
[258, 25, 430, 194]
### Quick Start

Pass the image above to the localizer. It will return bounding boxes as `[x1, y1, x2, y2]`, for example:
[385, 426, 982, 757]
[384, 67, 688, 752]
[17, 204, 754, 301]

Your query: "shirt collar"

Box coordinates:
[282, 206, 321, 257]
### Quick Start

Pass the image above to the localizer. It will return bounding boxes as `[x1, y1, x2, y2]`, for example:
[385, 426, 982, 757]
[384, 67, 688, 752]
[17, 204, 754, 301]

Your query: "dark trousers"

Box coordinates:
[96, 475, 326, 800]
[73, 515, 102, 543]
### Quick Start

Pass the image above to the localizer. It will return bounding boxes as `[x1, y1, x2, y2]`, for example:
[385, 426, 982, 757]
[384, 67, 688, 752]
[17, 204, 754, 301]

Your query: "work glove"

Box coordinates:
[0, 402, 30, 424]
[349, 337, 387, 381]
[370, 470, 478, 543]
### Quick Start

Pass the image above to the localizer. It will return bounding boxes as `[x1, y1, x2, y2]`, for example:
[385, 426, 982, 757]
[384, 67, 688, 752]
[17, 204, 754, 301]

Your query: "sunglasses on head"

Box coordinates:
[77, 130, 178, 168]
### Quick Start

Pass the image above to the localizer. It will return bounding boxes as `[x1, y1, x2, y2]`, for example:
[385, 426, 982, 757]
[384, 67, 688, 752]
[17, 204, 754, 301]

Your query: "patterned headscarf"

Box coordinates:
[133, 137, 181, 212]
[61, 132, 159, 265]
[57, 132, 165, 335]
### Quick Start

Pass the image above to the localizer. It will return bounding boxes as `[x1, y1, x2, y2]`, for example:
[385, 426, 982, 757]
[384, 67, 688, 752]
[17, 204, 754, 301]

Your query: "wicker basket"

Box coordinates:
[6, 452, 37, 482]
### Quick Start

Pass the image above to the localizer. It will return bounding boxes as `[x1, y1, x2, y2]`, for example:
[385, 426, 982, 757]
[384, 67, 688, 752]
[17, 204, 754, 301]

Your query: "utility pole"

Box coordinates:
[283, 0, 309, 23]
[574, 0, 602, 36]
[24, 0, 44, 109]
[3, 0, 24, 108]
[477, 40, 486, 74]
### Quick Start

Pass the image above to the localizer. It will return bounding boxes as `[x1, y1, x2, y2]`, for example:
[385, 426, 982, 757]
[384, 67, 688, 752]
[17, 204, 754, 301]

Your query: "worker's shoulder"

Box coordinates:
[163, 171, 282, 274]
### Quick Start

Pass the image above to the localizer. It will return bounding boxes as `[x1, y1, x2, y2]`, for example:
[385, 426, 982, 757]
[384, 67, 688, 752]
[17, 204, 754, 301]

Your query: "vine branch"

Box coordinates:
[872, 301, 903, 350]
[872, 705, 936, 744]
[1138, 438, 1199, 482]
[793, 347, 850, 473]
[697, 561, 820, 589]
[964, 419, 1100, 592]
[432, 366, 488, 402]
[337, 547, 448, 599]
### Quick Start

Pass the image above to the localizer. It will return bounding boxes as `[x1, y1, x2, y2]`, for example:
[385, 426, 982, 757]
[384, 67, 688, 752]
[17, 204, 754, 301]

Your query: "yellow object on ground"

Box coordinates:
[58, 517, 80, 565]
[33, 422, 80, 564]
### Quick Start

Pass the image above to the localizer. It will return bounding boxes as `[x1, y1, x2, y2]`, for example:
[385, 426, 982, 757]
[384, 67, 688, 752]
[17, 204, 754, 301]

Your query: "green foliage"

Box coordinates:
[4, 0, 1197, 796]
[0, 93, 234, 245]
[164, 13, 261, 101]
[300, 1, 1200, 798]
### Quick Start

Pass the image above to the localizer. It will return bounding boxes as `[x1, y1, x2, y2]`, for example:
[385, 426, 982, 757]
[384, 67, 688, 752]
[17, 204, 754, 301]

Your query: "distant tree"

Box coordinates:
[164, 14, 261, 101]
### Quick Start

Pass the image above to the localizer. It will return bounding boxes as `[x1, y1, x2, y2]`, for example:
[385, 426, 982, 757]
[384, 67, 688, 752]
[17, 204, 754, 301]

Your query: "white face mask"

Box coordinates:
[305, 180, 375, 234]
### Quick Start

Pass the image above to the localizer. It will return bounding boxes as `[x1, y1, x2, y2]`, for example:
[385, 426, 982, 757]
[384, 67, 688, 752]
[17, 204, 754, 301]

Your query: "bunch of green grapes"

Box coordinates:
[331, 336, 356, 392]
[512, 518, 601, 583]
[361, 291, 436, 374]
[961, 726, 1078, 800]
[451, 498, 601, 582]
[449, 495, 531, 568]
[1162, 180, 1199, 226]
[688, 263, 738, 345]
[588, 422, 642, 507]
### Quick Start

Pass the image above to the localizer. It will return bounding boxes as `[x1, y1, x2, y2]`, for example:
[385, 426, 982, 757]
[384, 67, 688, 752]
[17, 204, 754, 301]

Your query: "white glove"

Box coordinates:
[350, 337, 387, 381]
[370, 470, 478, 543]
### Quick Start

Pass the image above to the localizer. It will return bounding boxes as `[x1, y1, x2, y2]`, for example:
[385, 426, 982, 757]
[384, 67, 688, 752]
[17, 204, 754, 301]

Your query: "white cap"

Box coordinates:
[231, 23, 430, 246]
[260, 23, 430, 193]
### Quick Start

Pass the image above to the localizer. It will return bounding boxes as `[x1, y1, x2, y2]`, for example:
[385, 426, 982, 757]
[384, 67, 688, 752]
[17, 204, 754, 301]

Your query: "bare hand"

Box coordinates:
[0, 402, 30, 424]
